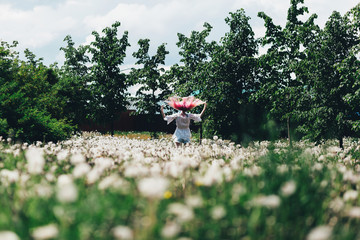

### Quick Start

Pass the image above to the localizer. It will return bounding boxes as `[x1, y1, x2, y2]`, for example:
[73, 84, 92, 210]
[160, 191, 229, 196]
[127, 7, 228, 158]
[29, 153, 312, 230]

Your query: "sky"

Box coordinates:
[0, 0, 357, 69]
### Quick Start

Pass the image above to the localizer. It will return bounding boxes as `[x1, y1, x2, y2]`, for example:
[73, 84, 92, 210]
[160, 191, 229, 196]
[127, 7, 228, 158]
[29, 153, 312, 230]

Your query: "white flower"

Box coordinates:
[137, 177, 169, 199]
[34, 184, 53, 198]
[161, 222, 181, 239]
[56, 150, 69, 162]
[252, 195, 281, 209]
[0, 231, 20, 240]
[56, 175, 78, 203]
[343, 190, 358, 201]
[312, 163, 323, 171]
[94, 157, 113, 170]
[231, 184, 247, 203]
[306, 225, 332, 240]
[329, 197, 344, 213]
[25, 147, 45, 174]
[168, 203, 194, 222]
[276, 164, 289, 174]
[112, 225, 133, 240]
[185, 195, 203, 208]
[243, 165, 262, 177]
[72, 163, 91, 179]
[346, 206, 360, 218]
[70, 153, 86, 165]
[213, 136, 219, 141]
[210, 205, 226, 220]
[86, 167, 104, 184]
[31, 224, 59, 240]
[0, 169, 19, 186]
[195, 164, 223, 186]
[327, 146, 341, 155]
[280, 180, 296, 197]
[98, 175, 129, 191]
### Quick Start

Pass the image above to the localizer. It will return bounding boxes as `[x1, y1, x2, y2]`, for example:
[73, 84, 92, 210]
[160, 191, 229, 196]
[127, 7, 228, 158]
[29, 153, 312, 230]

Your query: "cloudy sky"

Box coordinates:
[0, 0, 357, 68]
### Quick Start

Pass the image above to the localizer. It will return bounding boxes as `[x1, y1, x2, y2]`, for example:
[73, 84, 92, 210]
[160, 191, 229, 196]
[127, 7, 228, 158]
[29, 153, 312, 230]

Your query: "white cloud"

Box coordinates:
[0, 0, 357, 65]
[0, 3, 78, 48]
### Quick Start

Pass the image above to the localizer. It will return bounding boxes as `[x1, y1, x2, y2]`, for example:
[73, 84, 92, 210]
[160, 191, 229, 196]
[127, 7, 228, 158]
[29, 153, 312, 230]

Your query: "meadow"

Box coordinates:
[0, 132, 360, 240]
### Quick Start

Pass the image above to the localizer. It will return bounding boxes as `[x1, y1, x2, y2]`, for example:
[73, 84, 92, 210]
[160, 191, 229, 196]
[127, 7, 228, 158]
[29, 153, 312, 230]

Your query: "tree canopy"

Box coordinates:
[0, 1, 359, 147]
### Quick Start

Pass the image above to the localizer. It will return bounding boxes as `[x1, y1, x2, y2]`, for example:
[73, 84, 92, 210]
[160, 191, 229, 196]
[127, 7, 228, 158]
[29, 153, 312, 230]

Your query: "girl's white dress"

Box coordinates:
[164, 112, 201, 142]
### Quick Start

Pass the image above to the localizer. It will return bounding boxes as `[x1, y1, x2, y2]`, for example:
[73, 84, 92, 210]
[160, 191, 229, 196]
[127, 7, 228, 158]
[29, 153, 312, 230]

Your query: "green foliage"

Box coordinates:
[1, 1, 359, 145]
[130, 39, 170, 138]
[89, 21, 131, 135]
[0, 41, 74, 142]
[58, 35, 91, 125]
[254, 0, 319, 146]
[205, 9, 259, 142]
[166, 22, 215, 97]
[296, 10, 360, 147]
[131, 39, 170, 116]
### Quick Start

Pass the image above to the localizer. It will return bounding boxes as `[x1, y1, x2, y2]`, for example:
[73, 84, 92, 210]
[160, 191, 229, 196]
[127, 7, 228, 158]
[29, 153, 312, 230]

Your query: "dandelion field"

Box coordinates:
[1, 133, 360, 240]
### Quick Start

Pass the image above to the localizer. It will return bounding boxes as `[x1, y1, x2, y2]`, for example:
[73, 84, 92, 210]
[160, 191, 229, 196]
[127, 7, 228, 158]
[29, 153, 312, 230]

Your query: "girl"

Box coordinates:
[161, 96, 207, 146]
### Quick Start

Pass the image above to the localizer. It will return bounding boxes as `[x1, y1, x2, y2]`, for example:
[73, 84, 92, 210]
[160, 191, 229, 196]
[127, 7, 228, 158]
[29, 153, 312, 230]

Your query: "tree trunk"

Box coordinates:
[111, 120, 114, 136]
[287, 116, 292, 147]
[339, 136, 344, 149]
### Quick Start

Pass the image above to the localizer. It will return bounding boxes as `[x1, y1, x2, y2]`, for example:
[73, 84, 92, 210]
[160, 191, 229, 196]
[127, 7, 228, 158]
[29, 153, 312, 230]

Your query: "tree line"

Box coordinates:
[0, 0, 359, 147]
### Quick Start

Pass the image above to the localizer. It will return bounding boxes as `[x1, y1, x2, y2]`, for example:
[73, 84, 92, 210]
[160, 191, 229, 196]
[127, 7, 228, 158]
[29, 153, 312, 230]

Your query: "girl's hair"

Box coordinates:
[166, 96, 205, 111]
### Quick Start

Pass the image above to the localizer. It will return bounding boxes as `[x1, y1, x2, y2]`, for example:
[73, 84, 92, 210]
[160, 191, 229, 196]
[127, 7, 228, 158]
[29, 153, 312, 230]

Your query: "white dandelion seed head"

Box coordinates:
[0, 231, 20, 240]
[56, 175, 78, 203]
[31, 224, 59, 240]
[72, 163, 92, 179]
[112, 225, 134, 240]
[306, 225, 332, 240]
[252, 195, 281, 209]
[346, 206, 360, 218]
[70, 153, 86, 165]
[343, 190, 358, 201]
[25, 147, 45, 174]
[167, 202, 194, 222]
[161, 222, 181, 239]
[280, 180, 297, 197]
[210, 205, 226, 220]
[137, 177, 169, 199]
[185, 195, 204, 208]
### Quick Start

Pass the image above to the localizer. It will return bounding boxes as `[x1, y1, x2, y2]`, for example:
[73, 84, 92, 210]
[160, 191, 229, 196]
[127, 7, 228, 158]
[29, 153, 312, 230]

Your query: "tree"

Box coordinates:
[89, 21, 131, 135]
[207, 9, 258, 142]
[297, 10, 360, 148]
[255, 0, 318, 146]
[168, 22, 215, 97]
[0, 41, 74, 142]
[58, 35, 91, 125]
[130, 39, 170, 137]
[165, 23, 216, 141]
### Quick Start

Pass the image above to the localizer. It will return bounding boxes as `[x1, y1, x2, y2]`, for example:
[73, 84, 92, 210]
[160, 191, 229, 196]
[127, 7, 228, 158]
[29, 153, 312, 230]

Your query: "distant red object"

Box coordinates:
[165, 96, 205, 111]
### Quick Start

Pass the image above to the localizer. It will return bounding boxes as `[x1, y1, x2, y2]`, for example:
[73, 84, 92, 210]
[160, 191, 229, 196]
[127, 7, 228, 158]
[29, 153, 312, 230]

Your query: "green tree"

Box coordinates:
[58, 35, 91, 125]
[130, 39, 170, 137]
[0, 41, 18, 137]
[165, 23, 216, 141]
[255, 0, 318, 146]
[0, 41, 73, 142]
[297, 10, 360, 148]
[207, 9, 258, 142]
[89, 21, 131, 135]
[172, 22, 215, 97]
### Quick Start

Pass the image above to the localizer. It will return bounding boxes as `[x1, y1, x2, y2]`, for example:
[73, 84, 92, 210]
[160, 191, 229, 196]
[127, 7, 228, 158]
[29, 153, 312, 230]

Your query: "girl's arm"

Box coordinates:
[160, 105, 166, 119]
[200, 102, 207, 117]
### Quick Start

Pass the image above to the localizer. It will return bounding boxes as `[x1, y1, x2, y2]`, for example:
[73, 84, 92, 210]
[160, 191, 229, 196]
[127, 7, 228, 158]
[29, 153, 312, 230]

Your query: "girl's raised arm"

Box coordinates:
[160, 105, 166, 119]
[200, 102, 207, 117]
